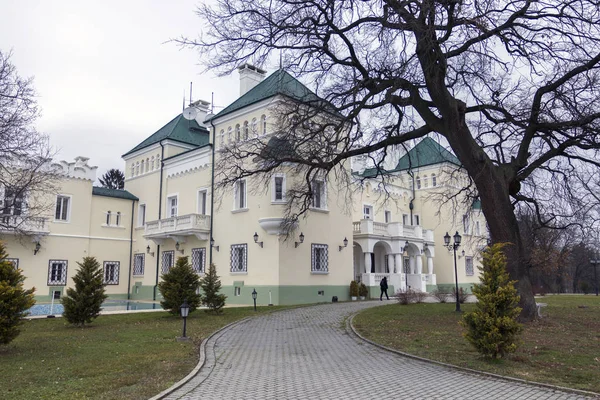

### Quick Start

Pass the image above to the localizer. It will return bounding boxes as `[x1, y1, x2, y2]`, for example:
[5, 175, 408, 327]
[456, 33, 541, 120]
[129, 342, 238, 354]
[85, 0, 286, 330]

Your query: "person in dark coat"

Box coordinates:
[380, 277, 389, 301]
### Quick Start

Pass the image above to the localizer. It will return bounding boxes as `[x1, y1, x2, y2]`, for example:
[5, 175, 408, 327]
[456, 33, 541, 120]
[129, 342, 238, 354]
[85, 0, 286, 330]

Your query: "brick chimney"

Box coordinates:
[238, 63, 267, 96]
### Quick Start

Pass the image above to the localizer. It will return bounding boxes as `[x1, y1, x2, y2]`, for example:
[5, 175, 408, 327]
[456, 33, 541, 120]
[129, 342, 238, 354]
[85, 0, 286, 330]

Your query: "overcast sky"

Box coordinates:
[0, 0, 247, 181]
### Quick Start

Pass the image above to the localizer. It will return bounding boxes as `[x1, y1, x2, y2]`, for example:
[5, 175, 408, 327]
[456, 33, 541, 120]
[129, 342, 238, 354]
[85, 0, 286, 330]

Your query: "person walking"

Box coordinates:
[380, 277, 389, 301]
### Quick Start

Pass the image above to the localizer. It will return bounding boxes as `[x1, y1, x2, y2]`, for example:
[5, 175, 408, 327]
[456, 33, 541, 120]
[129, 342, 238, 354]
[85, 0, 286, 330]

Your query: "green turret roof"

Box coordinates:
[122, 114, 210, 157]
[393, 137, 460, 171]
[92, 187, 139, 201]
[210, 69, 325, 121]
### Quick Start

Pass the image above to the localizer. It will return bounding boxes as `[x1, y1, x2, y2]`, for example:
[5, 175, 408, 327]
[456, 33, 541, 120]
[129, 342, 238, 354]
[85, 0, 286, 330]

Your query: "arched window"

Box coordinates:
[235, 124, 241, 141]
[151, 156, 155, 170]
[416, 176, 421, 189]
[131, 163, 135, 177]
[146, 158, 150, 171]
[116, 212, 121, 226]
[243, 121, 249, 140]
[141, 160, 145, 174]
[227, 126, 232, 143]
[432, 173, 437, 187]
[136, 161, 140, 175]
[156, 154, 160, 168]
[261, 115, 267, 135]
[252, 118, 258, 138]
[220, 130, 225, 146]
[423, 175, 429, 188]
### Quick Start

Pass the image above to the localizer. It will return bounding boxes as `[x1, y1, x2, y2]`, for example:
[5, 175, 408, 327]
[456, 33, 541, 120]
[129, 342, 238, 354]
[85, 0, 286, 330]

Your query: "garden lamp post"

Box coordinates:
[179, 299, 190, 341]
[591, 253, 600, 297]
[444, 231, 462, 312]
[252, 289, 257, 311]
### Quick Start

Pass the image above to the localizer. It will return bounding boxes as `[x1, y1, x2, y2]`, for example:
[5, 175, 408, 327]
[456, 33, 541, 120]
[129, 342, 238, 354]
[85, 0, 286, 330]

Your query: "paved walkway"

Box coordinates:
[163, 301, 593, 400]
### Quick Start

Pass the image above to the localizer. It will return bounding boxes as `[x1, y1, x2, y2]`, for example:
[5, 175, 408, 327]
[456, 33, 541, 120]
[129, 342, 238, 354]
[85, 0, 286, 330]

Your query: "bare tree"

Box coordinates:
[181, 1, 600, 320]
[98, 169, 125, 190]
[0, 49, 57, 236]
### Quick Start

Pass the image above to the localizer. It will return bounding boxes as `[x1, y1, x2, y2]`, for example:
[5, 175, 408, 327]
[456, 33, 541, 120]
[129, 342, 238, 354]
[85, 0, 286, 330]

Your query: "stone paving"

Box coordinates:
[163, 301, 593, 400]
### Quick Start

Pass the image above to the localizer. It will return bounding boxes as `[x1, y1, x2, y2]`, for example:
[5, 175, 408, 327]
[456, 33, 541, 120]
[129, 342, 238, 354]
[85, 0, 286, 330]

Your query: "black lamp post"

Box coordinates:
[591, 253, 599, 297]
[444, 231, 462, 312]
[252, 288, 257, 311]
[403, 241, 409, 289]
[179, 299, 190, 340]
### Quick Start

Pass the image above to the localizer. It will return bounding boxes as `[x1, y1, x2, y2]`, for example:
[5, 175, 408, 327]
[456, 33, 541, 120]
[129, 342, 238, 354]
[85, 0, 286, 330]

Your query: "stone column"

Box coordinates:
[416, 255, 423, 274]
[364, 252, 372, 274]
[427, 256, 434, 274]
[394, 254, 402, 273]
[409, 256, 416, 274]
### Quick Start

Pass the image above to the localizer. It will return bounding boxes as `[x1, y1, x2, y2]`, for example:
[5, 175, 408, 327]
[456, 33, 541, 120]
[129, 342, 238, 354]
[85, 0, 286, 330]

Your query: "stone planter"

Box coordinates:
[359, 296, 366, 300]
[351, 296, 358, 301]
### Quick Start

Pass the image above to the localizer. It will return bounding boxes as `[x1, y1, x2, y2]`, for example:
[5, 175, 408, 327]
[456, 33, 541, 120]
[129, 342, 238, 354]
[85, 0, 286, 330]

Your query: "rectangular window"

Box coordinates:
[463, 214, 470, 234]
[1, 187, 24, 218]
[363, 205, 372, 220]
[312, 180, 326, 209]
[133, 253, 144, 276]
[273, 176, 285, 201]
[414, 215, 420, 226]
[167, 196, 178, 217]
[191, 248, 206, 273]
[234, 286, 241, 296]
[103, 261, 120, 285]
[230, 244, 247, 273]
[106, 211, 112, 225]
[161, 251, 174, 274]
[385, 211, 392, 223]
[465, 256, 474, 276]
[311, 244, 329, 273]
[235, 180, 247, 209]
[402, 214, 409, 225]
[6, 258, 19, 269]
[55, 195, 70, 221]
[116, 212, 121, 226]
[48, 260, 67, 285]
[198, 190, 208, 215]
[475, 221, 481, 236]
[138, 204, 146, 227]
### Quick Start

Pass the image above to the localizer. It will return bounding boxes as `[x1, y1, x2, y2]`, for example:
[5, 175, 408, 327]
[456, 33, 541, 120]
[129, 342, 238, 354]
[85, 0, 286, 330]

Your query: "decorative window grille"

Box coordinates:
[55, 195, 70, 221]
[103, 261, 120, 285]
[191, 248, 206, 273]
[48, 260, 68, 285]
[162, 251, 174, 274]
[311, 244, 329, 272]
[133, 253, 144, 276]
[6, 258, 19, 269]
[465, 257, 474, 276]
[230, 244, 247, 273]
[385, 211, 391, 223]
[403, 258, 411, 274]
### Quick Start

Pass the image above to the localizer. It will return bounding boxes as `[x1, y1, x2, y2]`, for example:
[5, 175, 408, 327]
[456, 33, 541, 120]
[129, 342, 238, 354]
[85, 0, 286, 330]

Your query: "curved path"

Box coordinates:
[163, 301, 593, 400]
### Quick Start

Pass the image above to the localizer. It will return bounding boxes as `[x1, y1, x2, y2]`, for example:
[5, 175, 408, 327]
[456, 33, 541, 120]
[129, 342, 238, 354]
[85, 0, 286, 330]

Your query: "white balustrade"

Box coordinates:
[0, 215, 49, 233]
[145, 213, 210, 236]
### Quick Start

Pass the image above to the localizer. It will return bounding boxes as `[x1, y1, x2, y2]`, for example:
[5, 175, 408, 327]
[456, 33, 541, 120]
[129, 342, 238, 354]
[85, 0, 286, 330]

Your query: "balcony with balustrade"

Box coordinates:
[0, 215, 50, 235]
[352, 219, 435, 242]
[144, 213, 210, 244]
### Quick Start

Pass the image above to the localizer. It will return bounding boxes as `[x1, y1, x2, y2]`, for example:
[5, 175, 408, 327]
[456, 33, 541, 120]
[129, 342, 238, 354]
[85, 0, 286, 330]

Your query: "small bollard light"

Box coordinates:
[252, 288, 257, 312]
[178, 299, 190, 341]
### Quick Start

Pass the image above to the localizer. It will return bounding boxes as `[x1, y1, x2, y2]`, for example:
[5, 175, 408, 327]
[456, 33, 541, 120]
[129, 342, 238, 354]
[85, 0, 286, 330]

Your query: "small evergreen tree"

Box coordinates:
[461, 244, 523, 358]
[199, 263, 226, 314]
[98, 168, 125, 190]
[349, 280, 359, 297]
[158, 256, 201, 315]
[0, 242, 36, 344]
[62, 257, 107, 327]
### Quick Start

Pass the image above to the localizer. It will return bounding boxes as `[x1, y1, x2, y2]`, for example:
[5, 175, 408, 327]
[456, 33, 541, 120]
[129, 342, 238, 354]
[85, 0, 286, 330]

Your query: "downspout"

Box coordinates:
[153, 141, 165, 301]
[407, 169, 415, 225]
[126, 199, 135, 300]
[209, 119, 216, 266]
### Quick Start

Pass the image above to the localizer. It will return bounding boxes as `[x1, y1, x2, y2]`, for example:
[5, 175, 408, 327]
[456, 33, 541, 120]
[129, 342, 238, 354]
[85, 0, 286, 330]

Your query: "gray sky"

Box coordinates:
[0, 0, 242, 180]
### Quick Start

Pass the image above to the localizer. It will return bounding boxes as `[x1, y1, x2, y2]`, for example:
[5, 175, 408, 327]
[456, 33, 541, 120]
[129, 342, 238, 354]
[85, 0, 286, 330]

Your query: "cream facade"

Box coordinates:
[1, 66, 488, 306]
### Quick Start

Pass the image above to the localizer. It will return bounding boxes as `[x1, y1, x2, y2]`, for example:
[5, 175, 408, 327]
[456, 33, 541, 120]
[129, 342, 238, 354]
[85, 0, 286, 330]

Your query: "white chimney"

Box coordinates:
[352, 155, 368, 174]
[383, 144, 407, 171]
[238, 63, 267, 96]
[190, 99, 211, 127]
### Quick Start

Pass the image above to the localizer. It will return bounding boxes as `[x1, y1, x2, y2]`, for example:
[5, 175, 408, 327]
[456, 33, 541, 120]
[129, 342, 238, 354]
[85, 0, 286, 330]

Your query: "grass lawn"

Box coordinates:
[0, 306, 291, 400]
[353, 295, 600, 393]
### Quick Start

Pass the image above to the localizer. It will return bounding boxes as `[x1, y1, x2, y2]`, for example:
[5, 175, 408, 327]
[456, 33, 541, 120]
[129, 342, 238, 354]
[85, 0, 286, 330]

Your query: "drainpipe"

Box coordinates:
[407, 169, 415, 225]
[209, 119, 216, 266]
[126, 199, 135, 300]
[153, 141, 165, 301]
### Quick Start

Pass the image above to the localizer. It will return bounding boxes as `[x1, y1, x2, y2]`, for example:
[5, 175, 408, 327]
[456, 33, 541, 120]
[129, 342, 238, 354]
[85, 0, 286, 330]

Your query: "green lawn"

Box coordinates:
[0, 306, 291, 400]
[353, 295, 600, 393]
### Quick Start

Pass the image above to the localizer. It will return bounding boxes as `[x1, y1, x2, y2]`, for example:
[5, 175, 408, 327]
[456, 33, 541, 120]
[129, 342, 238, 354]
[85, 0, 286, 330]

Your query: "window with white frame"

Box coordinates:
[311, 244, 329, 273]
[463, 214, 470, 234]
[414, 214, 420, 225]
[136, 161, 140, 175]
[475, 220, 481, 236]
[423, 175, 429, 188]
[235, 124, 241, 141]
[243, 121, 249, 140]
[5, 258, 19, 269]
[133, 253, 144, 276]
[234, 180, 247, 209]
[402, 214, 409, 225]
[230, 244, 247, 273]
[167, 195, 178, 217]
[191, 248, 206, 273]
[55, 195, 70, 221]
[311, 179, 326, 209]
[432, 173, 437, 187]
[385, 210, 392, 223]
[161, 251, 174, 274]
[416, 176, 421, 189]
[363, 205, 373, 219]
[272, 175, 285, 202]
[151, 156, 155, 170]
[465, 256, 474, 276]
[220, 129, 225, 146]
[131, 163, 135, 177]
[141, 160, 145, 174]
[234, 287, 241, 296]
[48, 260, 67, 285]
[103, 261, 120, 285]
[116, 212, 121, 226]
[227, 126, 233, 143]
[106, 211, 112, 225]
[138, 204, 146, 227]
[252, 118, 258, 138]
[197, 190, 208, 215]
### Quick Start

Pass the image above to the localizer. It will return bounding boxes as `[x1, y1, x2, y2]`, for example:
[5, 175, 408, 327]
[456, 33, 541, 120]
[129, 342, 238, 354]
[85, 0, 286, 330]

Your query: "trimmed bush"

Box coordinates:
[199, 263, 226, 314]
[62, 257, 107, 327]
[358, 283, 368, 298]
[0, 242, 36, 344]
[461, 244, 523, 358]
[159, 256, 202, 315]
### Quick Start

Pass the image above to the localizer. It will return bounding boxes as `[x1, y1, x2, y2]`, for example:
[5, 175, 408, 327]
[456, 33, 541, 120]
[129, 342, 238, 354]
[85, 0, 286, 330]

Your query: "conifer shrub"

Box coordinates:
[461, 244, 523, 358]
[0, 242, 36, 344]
[158, 256, 202, 315]
[358, 283, 368, 298]
[62, 257, 107, 327]
[349, 280, 359, 297]
[199, 263, 226, 314]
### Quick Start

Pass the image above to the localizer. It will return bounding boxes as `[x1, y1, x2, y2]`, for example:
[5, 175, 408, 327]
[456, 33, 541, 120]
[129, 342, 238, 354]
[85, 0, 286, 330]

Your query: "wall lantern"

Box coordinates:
[339, 237, 348, 251]
[33, 242, 41, 255]
[211, 237, 219, 252]
[295, 232, 305, 248]
[253, 232, 264, 248]
[175, 241, 184, 254]
[146, 245, 155, 257]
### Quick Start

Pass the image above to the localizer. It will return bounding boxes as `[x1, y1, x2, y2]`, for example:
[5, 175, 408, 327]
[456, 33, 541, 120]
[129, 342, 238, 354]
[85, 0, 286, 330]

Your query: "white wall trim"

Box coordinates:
[47, 233, 134, 242]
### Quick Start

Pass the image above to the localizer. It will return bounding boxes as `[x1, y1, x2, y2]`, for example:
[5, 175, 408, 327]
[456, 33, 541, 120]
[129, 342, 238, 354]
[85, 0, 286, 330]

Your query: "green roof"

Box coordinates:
[472, 199, 482, 210]
[92, 187, 138, 201]
[123, 114, 210, 157]
[210, 69, 326, 121]
[393, 137, 460, 171]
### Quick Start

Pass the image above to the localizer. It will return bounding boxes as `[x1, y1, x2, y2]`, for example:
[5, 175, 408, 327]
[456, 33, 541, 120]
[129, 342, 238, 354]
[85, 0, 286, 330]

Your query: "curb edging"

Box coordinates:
[348, 312, 599, 399]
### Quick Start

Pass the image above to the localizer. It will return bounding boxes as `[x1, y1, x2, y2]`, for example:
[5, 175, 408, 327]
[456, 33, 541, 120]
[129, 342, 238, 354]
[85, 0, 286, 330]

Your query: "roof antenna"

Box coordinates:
[211, 92, 214, 114]
[182, 90, 186, 112]
[279, 51, 283, 69]
[190, 81, 193, 105]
